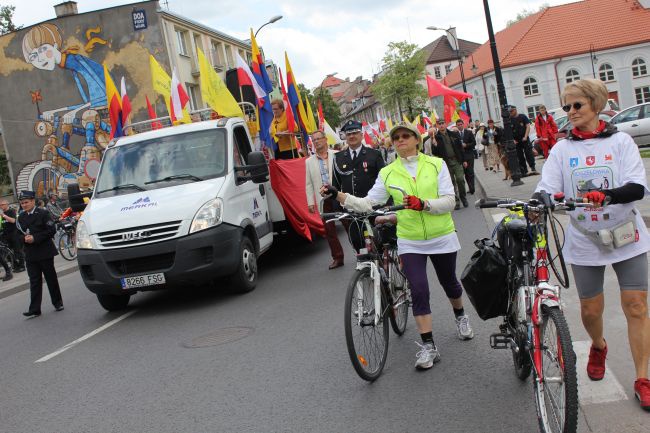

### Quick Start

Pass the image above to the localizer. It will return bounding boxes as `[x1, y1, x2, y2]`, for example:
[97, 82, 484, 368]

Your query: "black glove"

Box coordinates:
[323, 184, 339, 199]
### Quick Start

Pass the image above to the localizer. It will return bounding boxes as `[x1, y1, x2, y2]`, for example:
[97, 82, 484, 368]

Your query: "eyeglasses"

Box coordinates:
[391, 133, 414, 141]
[562, 102, 587, 112]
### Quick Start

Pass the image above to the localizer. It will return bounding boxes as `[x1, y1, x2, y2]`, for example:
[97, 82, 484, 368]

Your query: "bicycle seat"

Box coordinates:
[503, 218, 527, 235]
[375, 214, 397, 225]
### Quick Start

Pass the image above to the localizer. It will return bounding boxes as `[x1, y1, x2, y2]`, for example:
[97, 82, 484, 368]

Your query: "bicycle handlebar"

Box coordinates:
[321, 205, 406, 222]
[475, 197, 595, 211]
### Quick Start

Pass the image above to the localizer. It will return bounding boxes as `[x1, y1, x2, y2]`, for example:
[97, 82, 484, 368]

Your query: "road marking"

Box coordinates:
[35, 310, 137, 363]
[573, 340, 628, 405]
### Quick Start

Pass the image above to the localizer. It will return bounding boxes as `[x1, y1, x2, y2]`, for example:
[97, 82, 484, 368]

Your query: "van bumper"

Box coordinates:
[77, 223, 242, 295]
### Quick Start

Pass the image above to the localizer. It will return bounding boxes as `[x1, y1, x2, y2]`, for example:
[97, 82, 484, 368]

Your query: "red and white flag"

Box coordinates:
[421, 111, 432, 128]
[120, 76, 132, 127]
[170, 67, 190, 122]
[235, 52, 266, 100]
[317, 101, 325, 131]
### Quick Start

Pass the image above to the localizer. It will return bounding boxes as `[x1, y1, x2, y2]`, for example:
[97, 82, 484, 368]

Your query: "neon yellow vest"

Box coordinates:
[379, 153, 455, 241]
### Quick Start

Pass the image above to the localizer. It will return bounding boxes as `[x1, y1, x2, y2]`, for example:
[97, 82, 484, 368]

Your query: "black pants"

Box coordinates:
[27, 257, 62, 312]
[463, 157, 475, 194]
[516, 140, 536, 175]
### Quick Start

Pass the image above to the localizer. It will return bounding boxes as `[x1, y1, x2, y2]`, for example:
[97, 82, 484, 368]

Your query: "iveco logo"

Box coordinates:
[122, 230, 152, 241]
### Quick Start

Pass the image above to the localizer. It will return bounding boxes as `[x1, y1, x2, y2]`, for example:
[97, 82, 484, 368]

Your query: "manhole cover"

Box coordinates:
[182, 327, 254, 348]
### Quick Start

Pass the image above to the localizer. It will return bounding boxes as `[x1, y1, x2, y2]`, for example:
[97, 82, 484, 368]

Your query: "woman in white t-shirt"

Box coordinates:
[535, 79, 650, 411]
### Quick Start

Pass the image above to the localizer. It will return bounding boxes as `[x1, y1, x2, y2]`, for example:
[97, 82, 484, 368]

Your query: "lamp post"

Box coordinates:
[482, 0, 523, 186]
[589, 44, 598, 78]
[427, 26, 472, 119]
[254, 15, 283, 38]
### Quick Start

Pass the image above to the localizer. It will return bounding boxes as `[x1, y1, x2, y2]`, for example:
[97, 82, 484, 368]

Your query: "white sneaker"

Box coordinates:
[414, 342, 441, 370]
[456, 314, 474, 340]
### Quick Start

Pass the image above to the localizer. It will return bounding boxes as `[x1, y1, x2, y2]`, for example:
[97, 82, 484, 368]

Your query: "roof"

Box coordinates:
[445, 0, 650, 86]
[421, 36, 481, 64]
[321, 75, 345, 88]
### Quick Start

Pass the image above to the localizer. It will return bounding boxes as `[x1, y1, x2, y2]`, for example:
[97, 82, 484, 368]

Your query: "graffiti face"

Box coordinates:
[26, 43, 61, 71]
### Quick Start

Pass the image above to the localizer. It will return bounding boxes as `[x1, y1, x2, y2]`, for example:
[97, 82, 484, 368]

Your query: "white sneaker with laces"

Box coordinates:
[456, 314, 474, 340]
[414, 342, 440, 370]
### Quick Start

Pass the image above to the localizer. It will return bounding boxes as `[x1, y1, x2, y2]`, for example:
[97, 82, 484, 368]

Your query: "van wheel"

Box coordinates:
[230, 236, 257, 293]
[97, 293, 131, 311]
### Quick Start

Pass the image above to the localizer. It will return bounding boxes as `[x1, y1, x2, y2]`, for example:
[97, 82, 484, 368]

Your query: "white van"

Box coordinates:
[75, 117, 285, 311]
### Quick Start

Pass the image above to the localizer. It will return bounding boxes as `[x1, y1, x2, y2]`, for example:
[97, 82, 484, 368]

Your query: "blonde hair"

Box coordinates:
[22, 24, 62, 61]
[561, 79, 608, 112]
[270, 99, 284, 110]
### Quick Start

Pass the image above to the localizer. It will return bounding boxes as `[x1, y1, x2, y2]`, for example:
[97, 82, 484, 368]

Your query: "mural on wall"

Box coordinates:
[18, 23, 112, 196]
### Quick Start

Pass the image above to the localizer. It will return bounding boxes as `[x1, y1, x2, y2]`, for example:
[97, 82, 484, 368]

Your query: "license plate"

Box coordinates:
[120, 273, 166, 289]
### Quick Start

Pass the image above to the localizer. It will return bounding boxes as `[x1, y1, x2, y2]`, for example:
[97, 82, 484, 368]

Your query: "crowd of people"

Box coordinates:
[303, 78, 649, 410]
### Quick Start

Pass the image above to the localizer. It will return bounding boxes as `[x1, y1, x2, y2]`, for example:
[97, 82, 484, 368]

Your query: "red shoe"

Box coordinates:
[587, 343, 607, 381]
[634, 378, 650, 411]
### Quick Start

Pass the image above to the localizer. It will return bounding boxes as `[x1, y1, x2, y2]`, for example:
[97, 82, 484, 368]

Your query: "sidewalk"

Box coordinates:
[0, 255, 78, 301]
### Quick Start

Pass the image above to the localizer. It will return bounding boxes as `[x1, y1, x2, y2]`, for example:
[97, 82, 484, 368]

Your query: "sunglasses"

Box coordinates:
[391, 132, 415, 141]
[562, 102, 587, 112]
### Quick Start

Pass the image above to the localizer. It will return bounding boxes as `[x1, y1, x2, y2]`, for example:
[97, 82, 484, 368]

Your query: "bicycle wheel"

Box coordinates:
[58, 232, 77, 261]
[344, 268, 389, 381]
[388, 249, 409, 336]
[533, 305, 578, 433]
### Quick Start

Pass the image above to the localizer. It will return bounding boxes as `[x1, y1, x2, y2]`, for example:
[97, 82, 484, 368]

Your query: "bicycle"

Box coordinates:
[0, 240, 15, 276]
[323, 199, 410, 381]
[476, 192, 592, 433]
[56, 216, 77, 261]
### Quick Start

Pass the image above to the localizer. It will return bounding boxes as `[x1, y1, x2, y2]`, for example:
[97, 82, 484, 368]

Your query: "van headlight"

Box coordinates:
[76, 220, 94, 249]
[190, 198, 223, 233]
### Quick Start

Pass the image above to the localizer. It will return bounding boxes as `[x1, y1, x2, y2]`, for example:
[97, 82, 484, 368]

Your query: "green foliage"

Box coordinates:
[372, 41, 428, 119]
[312, 87, 341, 128]
[507, 3, 549, 27]
[0, 4, 21, 35]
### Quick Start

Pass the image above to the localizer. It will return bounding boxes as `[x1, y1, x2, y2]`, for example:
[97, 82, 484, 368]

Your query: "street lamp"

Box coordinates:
[589, 44, 598, 78]
[482, 0, 523, 186]
[255, 15, 283, 38]
[427, 26, 472, 119]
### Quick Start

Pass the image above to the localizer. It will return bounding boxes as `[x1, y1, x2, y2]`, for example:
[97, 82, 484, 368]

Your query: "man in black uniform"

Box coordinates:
[432, 120, 469, 209]
[331, 119, 385, 249]
[17, 191, 63, 317]
[456, 119, 477, 195]
[509, 105, 538, 177]
[0, 198, 25, 272]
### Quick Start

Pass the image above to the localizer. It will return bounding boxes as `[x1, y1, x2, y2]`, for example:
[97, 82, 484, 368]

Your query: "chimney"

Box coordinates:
[446, 27, 459, 52]
[54, 1, 78, 18]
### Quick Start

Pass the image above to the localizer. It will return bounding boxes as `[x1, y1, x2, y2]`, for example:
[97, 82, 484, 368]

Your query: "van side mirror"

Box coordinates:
[67, 183, 92, 212]
[234, 151, 269, 184]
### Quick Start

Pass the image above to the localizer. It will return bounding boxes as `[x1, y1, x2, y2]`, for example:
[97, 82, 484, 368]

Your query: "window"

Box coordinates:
[612, 106, 642, 124]
[598, 63, 615, 82]
[238, 49, 245, 60]
[193, 34, 203, 55]
[527, 105, 543, 119]
[186, 84, 199, 111]
[211, 41, 223, 67]
[434, 66, 441, 79]
[445, 64, 452, 74]
[523, 77, 539, 96]
[565, 69, 580, 84]
[635, 86, 650, 104]
[632, 58, 647, 78]
[224, 45, 234, 68]
[176, 29, 188, 56]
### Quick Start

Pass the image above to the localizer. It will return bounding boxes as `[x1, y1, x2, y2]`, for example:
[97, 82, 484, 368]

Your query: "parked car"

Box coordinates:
[555, 111, 620, 142]
[609, 102, 650, 147]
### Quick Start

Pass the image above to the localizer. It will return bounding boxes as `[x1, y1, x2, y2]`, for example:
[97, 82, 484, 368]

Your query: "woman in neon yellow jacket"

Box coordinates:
[321, 122, 473, 371]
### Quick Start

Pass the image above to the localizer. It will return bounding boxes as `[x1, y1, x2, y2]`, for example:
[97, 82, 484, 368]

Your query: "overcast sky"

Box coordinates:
[12, 0, 578, 88]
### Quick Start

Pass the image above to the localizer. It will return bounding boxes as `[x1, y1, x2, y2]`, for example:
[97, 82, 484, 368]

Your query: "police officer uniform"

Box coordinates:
[17, 191, 63, 317]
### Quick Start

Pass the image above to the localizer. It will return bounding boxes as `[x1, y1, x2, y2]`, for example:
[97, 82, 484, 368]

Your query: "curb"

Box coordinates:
[0, 264, 78, 301]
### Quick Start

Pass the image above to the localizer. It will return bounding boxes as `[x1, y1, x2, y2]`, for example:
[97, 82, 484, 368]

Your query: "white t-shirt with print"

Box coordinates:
[535, 131, 650, 266]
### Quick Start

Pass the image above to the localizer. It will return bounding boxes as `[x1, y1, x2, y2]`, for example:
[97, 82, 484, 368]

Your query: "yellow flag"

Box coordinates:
[323, 119, 339, 146]
[430, 110, 438, 123]
[402, 113, 411, 125]
[197, 48, 243, 117]
[414, 114, 421, 126]
[387, 117, 394, 131]
[149, 55, 191, 123]
[451, 110, 460, 122]
[305, 96, 317, 133]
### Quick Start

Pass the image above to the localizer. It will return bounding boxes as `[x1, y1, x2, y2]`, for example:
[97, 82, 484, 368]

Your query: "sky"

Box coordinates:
[10, 0, 578, 88]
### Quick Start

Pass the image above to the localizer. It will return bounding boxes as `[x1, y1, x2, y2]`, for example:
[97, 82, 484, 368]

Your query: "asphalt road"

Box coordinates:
[0, 204, 590, 433]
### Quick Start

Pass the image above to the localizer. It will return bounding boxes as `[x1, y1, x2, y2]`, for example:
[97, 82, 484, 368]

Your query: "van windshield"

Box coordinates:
[95, 129, 227, 197]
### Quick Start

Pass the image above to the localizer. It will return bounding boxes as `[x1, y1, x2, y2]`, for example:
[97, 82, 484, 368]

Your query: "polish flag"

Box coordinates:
[145, 95, 162, 130]
[361, 122, 373, 145]
[170, 67, 189, 122]
[317, 101, 325, 131]
[235, 52, 266, 100]
[120, 76, 132, 127]
[421, 111, 432, 128]
[378, 118, 386, 133]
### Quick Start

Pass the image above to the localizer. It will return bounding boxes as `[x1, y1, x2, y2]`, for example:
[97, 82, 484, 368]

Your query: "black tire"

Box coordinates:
[229, 236, 257, 293]
[512, 322, 533, 380]
[344, 268, 389, 381]
[534, 306, 578, 433]
[97, 293, 130, 312]
[58, 232, 77, 261]
[388, 250, 409, 336]
[0, 247, 14, 274]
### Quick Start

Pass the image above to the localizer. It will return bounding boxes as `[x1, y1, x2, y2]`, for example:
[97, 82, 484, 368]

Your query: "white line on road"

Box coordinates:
[35, 310, 137, 363]
[573, 340, 628, 405]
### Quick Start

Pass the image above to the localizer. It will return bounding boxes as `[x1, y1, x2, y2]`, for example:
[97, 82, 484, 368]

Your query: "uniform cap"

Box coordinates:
[341, 120, 362, 133]
[19, 190, 35, 200]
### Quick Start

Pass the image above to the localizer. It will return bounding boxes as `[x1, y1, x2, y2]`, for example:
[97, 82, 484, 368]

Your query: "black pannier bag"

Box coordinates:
[460, 238, 509, 320]
[373, 223, 397, 249]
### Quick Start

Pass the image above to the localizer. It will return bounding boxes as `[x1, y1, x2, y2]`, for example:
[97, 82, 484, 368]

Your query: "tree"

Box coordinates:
[507, 3, 549, 27]
[372, 41, 428, 120]
[312, 86, 341, 128]
[0, 4, 21, 35]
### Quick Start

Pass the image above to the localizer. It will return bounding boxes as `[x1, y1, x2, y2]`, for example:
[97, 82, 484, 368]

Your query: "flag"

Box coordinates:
[170, 67, 190, 123]
[145, 95, 162, 130]
[361, 122, 373, 145]
[426, 75, 472, 101]
[278, 67, 298, 154]
[430, 108, 439, 123]
[317, 101, 325, 131]
[422, 111, 432, 128]
[402, 113, 411, 125]
[149, 55, 191, 123]
[120, 76, 132, 128]
[104, 64, 123, 140]
[235, 51, 266, 99]
[414, 114, 421, 127]
[379, 118, 386, 133]
[323, 119, 339, 146]
[387, 117, 394, 131]
[250, 29, 274, 149]
[285, 52, 310, 144]
[305, 96, 317, 133]
[197, 48, 243, 117]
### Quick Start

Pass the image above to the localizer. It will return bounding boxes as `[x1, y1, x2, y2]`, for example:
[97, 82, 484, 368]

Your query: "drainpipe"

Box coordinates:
[553, 58, 563, 104]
